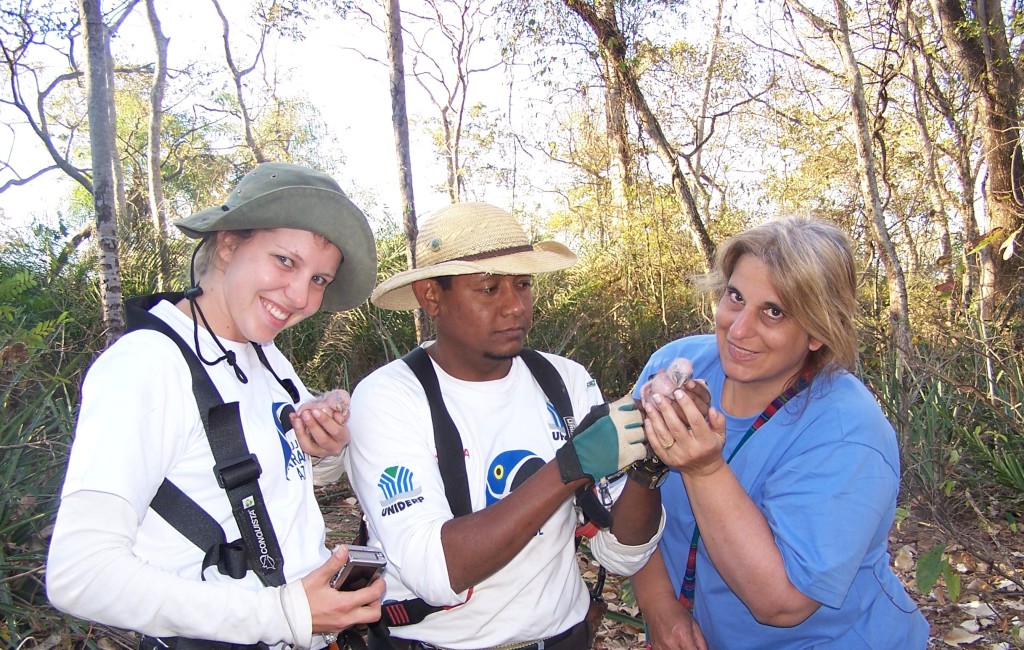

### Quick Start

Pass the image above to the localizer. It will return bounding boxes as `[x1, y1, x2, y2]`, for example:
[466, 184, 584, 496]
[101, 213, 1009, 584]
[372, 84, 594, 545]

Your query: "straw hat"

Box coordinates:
[371, 202, 577, 310]
[174, 162, 377, 312]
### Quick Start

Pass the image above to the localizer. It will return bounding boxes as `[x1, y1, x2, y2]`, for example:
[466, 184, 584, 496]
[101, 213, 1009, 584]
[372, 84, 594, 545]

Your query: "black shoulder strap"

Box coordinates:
[402, 346, 473, 517]
[127, 293, 287, 587]
[518, 349, 576, 435]
[400, 346, 586, 518]
[519, 349, 613, 531]
[381, 346, 606, 628]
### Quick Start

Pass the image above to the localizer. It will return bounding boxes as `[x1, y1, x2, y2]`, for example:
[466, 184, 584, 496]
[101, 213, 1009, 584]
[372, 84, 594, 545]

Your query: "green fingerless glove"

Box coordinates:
[555, 395, 647, 484]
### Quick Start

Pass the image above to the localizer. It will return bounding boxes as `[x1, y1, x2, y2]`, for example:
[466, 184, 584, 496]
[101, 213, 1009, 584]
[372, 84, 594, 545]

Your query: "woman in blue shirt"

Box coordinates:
[631, 218, 928, 649]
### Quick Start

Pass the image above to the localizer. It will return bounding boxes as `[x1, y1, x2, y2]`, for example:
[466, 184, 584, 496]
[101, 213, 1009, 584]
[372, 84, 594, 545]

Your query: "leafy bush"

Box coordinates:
[0, 364, 79, 647]
[863, 313, 1024, 507]
[0, 266, 84, 645]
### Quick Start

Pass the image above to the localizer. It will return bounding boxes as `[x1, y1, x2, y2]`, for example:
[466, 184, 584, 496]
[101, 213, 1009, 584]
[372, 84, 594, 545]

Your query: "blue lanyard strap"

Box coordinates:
[677, 375, 810, 609]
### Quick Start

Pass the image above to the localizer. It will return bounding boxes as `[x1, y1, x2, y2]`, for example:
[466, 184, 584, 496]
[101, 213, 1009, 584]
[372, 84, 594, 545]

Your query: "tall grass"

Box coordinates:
[0, 238, 99, 646]
[0, 341, 84, 646]
[863, 319, 1024, 508]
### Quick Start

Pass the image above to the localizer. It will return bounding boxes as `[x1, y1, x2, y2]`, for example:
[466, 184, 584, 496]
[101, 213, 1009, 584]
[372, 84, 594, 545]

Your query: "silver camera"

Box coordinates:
[329, 544, 387, 591]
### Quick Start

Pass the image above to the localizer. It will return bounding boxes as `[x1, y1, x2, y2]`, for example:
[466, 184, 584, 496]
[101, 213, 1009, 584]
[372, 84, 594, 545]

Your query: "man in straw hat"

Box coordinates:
[346, 202, 672, 649]
[48, 162, 384, 649]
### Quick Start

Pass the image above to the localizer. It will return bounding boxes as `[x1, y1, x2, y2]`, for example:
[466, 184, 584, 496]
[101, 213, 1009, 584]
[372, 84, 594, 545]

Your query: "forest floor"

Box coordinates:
[316, 479, 1024, 650]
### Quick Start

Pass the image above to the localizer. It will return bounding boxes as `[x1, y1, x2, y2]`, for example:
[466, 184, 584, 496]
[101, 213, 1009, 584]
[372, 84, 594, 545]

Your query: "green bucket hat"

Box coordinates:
[174, 162, 377, 312]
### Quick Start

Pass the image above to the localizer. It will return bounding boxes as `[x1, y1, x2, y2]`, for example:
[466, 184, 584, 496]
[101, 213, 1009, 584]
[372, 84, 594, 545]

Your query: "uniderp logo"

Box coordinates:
[378, 466, 424, 516]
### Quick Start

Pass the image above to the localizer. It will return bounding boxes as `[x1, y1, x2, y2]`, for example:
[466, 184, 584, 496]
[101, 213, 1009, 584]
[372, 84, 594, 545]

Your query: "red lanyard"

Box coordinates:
[678, 375, 809, 609]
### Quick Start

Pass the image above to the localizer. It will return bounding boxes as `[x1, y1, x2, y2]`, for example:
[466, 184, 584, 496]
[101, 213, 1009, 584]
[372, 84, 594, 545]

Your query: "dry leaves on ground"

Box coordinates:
[317, 482, 1024, 649]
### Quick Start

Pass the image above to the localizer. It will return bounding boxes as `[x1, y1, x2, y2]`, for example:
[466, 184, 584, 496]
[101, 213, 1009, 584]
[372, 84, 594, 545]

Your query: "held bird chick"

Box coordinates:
[639, 357, 695, 402]
[298, 388, 351, 419]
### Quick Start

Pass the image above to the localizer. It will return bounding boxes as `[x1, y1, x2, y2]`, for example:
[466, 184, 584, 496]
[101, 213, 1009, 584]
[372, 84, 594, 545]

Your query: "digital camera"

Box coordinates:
[329, 545, 387, 591]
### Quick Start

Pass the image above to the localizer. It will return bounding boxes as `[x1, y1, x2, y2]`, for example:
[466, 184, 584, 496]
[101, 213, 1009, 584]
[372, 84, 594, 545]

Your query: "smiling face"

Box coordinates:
[715, 254, 822, 414]
[415, 273, 534, 381]
[199, 228, 342, 343]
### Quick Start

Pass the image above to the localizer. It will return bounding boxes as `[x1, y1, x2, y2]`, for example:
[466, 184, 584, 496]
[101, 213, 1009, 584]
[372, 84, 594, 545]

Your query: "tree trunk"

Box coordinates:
[909, 9, 980, 315]
[386, 0, 428, 342]
[832, 0, 912, 375]
[441, 105, 460, 203]
[1, 0, 135, 198]
[145, 0, 172, 291]
[783, 0, 913, 384]
[80, 0, 125, 342]
[106, 42, 129, 225]
[563, 0, 716, 270]
[211, 0, 267, 164]
[929, 0, 1024, 320]
[598, 0, 631, 223]
[901, 4, 957, 317]
[692, 0, 726, 215]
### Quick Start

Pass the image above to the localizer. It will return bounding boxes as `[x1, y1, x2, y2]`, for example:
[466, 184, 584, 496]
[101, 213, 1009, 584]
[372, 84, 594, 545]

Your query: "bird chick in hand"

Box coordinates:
[639, 358, 695, 402]
[637, 357, 710, 426]
[298, 388, 351, 421]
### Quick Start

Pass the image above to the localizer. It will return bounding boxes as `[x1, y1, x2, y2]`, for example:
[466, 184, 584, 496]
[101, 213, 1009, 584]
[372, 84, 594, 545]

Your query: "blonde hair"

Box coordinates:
[698, 217, 859, 376]
[192, 231, 253, 279]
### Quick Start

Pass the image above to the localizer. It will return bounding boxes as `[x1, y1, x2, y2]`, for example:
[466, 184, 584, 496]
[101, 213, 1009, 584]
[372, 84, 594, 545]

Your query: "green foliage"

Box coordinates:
[868, 338, 960, 491]
[529, 176, 718, 395]
[0, 225, 105, 640]
[0, 261, 70, 356]
[1, 218, 108, 369]
[110, 79, 240, 226]
[116, 219, 193, 297]
[915, 543, 961, 602]
[965, 426, 1024, 495]
[861, 308, 1024, 507]
[0, 270, 57, 346]
[0, 303, 84, 646]
[915, 543, 945, 594]
[945, 562, 962, 603]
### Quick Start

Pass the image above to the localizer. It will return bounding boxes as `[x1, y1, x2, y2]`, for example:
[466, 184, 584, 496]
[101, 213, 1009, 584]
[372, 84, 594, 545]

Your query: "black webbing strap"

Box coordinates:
[138, 635, 270, 650]
[518, 349, 575, 434]
[149, 481, 249, 580]
[402, 347, 472, 517]
[521, 351, 612, 607]
[520, 350, 613, 532]
[374, 347, 604, 629]
[126, 293, 286, 587]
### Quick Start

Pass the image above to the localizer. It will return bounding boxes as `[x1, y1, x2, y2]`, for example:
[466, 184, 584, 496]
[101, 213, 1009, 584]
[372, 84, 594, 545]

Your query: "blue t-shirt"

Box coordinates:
[634, 335, 928, 649]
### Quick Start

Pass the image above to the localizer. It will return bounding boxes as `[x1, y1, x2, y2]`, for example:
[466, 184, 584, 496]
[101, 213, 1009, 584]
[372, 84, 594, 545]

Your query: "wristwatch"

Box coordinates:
[627, 451, 670, 489]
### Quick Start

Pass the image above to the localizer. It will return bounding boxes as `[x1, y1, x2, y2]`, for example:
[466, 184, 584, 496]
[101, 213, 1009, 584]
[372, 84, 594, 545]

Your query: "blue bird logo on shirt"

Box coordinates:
[273, 401, 307, 481]
[486, 450, 544, 506]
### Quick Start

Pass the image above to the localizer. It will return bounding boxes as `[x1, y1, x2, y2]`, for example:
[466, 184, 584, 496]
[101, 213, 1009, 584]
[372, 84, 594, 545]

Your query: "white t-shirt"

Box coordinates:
[346, 347, 660, 648]
[48, 298, 337, 648]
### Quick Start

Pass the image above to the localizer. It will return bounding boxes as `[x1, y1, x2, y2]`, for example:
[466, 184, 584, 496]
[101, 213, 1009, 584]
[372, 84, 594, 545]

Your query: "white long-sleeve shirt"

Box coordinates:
[47, 299, 341, 649]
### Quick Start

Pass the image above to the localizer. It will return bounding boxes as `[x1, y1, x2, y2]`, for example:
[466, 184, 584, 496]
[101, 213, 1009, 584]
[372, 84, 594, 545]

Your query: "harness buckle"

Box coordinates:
[213, 453, 261, 490]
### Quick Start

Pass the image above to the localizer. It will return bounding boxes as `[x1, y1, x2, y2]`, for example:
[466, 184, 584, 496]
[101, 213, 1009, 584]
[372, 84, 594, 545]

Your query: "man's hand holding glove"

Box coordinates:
[555, 395, 647, 484]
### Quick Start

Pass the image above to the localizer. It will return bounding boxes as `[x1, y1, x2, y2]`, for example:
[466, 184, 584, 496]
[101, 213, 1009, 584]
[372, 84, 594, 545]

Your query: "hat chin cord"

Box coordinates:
[185, 238, 248, 385]
[184, 238, 300, 404]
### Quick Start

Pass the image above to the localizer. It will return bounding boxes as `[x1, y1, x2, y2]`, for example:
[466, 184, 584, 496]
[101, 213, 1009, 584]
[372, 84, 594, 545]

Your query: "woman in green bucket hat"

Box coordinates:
[47, 163, 382, 650]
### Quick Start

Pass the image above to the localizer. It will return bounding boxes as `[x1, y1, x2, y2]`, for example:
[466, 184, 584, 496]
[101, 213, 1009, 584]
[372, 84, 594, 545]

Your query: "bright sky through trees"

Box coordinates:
[0, 0, 506, 229]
